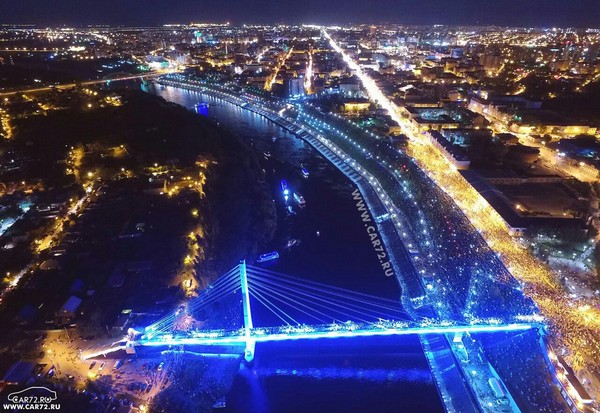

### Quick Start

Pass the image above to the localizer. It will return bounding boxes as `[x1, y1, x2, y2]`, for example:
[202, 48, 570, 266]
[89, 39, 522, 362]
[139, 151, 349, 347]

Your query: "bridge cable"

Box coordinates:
[250, 279, 344, 324]
[250, 277, 399, 323]
[146, 270, 240, 334]
[247, 266, 410, 309]
[247, 267, 413, 319]
[248, 287, 298, 325]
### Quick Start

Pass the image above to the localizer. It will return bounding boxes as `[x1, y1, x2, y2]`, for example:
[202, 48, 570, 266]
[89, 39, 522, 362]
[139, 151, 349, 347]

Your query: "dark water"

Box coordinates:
[146, 84, 444, 413]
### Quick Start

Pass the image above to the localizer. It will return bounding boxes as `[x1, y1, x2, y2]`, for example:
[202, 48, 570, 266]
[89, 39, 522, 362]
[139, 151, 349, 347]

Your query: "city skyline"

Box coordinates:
[1, 0, 600, 27]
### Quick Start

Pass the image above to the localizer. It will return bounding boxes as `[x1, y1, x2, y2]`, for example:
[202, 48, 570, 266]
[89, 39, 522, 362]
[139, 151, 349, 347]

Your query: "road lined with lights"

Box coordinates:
[483, 117, 599, 182]
[0, 106, 12, 139]
[0, 187, 97, 306]
[264, 47, 293, 91]
[304, 47, 313, 93]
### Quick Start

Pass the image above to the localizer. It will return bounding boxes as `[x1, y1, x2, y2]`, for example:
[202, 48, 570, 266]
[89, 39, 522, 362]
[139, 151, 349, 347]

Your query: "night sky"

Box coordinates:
[0, 0, 599, 27]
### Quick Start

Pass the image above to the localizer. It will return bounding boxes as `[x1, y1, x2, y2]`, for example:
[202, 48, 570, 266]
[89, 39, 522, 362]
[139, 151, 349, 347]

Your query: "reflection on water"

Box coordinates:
[147, 84, 444, 413]
[255, 366, 432, 382]
[227, 362, 269, 413]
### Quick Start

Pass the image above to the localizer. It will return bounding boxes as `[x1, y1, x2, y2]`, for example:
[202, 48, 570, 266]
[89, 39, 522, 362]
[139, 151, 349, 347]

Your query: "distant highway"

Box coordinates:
[0, 48, 64, 53]
[0, 71, 171, 97]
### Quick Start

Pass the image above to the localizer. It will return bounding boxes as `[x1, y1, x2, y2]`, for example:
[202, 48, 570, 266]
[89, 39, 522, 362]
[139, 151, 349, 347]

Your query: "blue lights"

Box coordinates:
[280, 179, 290, 196]
[195, 102, 209, 116]
[135, 263, 539, 355]
[139, 323, 536, 348]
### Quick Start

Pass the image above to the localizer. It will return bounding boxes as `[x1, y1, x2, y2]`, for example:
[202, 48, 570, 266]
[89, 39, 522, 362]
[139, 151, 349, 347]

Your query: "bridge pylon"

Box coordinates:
[239, 260, 255, 363]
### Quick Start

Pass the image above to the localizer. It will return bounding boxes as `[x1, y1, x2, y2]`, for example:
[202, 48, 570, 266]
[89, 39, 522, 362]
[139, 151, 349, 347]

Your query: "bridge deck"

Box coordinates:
[139, 323, 537, 348]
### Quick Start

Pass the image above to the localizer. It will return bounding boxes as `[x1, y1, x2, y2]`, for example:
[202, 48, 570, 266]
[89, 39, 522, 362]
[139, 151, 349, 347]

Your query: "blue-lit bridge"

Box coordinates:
[82, 261, 540, 362]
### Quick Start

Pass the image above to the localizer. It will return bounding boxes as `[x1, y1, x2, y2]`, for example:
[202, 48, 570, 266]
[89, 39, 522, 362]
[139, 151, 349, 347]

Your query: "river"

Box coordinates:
[145, 84, 444, 413]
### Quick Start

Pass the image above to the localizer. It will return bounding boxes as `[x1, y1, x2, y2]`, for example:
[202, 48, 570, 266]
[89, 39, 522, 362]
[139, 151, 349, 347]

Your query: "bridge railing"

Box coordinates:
[140, 318, 542, 345]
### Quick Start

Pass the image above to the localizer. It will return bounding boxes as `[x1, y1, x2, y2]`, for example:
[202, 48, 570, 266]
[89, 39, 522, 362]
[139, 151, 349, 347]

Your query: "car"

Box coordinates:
[98, 362, 105, 372]
[89, 362, 96, 370]
[67, 375, 75, 381]
[157, 362, 164, 371]
[8, 387, 57, 403]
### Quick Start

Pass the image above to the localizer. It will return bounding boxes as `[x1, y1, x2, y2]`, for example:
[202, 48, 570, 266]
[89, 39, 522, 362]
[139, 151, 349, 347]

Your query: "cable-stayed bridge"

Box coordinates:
[82, 261, 540, 362]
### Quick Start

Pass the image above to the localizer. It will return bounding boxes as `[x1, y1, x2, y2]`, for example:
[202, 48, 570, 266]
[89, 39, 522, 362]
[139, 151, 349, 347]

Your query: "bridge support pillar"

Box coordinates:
[240, 260, 255, 363]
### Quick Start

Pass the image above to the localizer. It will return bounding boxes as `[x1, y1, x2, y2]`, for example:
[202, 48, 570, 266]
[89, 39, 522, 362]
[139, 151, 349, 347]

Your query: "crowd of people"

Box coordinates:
[299, 106, 537, 323]
[482, 330, 568, 412]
